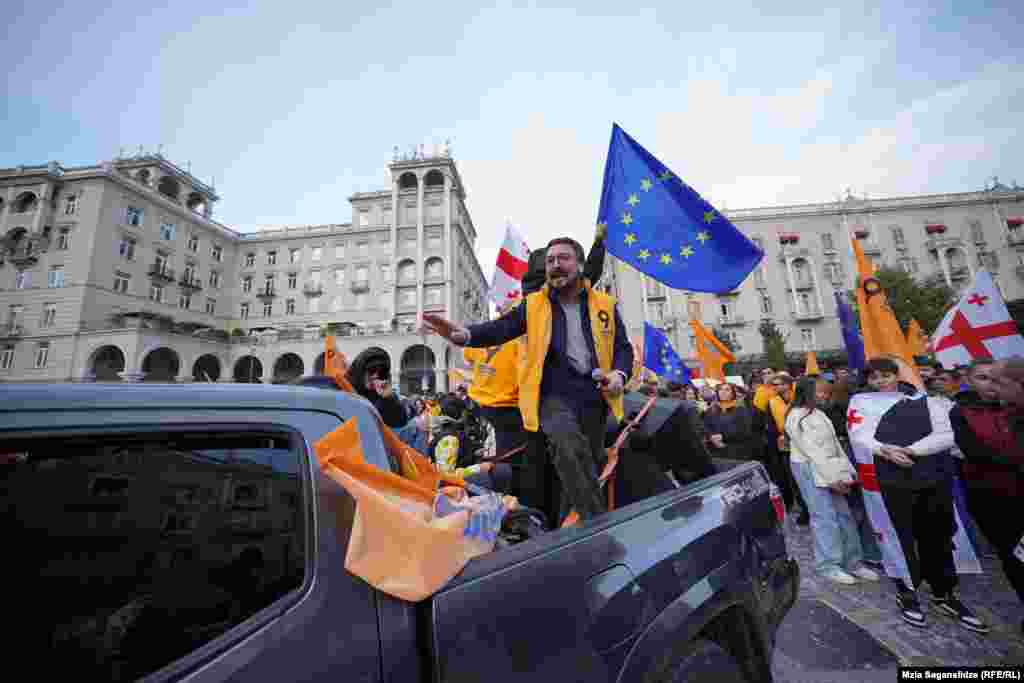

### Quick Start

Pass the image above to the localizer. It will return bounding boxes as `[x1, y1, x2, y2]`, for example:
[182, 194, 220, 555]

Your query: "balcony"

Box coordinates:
[950, 266, 970, 280]
[303, 282, 323, 296]
[789, 279, 815, 291]
[924, 235, 964, 252]
[1008, 229, 1024, 246]
[717, 315, 746, 327]
[777, 245, 811, 263]
[792, 308, 824, 322]
[256, 286, 277, 300]
[148, 263, 175, 283]
[0, 323, 25, 339]
[350, 280, 370, 293]
[178, 275, 203, 291]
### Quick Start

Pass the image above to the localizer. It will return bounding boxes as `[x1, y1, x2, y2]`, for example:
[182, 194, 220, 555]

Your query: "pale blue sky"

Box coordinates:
[3, 0, 1021, 279]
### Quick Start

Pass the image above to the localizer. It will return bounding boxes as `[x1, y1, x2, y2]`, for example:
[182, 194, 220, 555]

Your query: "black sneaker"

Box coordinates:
[896, 591, 926, 628]
[933, 591, 989, 634]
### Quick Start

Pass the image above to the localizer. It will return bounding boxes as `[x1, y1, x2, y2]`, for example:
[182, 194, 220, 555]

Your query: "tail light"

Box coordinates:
[769, 484, 785, 524]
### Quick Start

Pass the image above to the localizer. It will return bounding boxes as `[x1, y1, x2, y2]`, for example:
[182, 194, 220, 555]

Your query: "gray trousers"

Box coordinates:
[539, 396, 606, 522]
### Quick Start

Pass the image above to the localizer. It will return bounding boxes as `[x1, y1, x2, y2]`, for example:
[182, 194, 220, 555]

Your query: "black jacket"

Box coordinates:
[703, 405, 761, 461]
[465, 285, 633, 421]
[346, 347, 408, 428]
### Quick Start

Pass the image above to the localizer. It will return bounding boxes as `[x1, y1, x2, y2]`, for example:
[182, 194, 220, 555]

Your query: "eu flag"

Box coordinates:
[834, 291, 866, 370]
[643, 322, 691, 383]
[597, 123, 764, 293]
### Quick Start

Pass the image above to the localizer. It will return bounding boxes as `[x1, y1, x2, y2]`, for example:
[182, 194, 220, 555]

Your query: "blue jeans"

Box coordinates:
[790, 460, 864, 575]
[845, 486, 882, 563]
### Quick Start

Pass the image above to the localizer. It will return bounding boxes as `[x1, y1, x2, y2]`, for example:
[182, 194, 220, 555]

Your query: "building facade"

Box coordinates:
[0, 150, 489, 391]
[607, 183, 1024, 368]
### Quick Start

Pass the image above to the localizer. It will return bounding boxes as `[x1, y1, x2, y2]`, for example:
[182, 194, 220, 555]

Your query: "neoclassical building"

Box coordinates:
[0, 148, 489, 390]
[606, 182, 1024, 366]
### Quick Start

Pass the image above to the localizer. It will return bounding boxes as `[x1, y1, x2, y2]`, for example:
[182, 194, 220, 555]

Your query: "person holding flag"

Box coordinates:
[422, 237, 632, 524]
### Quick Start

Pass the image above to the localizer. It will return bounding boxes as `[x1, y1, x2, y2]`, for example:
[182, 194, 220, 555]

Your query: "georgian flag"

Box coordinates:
[931, 269, 1024, 367]
[847, 393, 981, 585]
[488, 222, 530, 307]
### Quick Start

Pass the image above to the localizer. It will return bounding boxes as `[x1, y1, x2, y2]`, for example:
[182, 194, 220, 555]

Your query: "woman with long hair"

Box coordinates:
[704, 383, 761, 462]
[785, 377, 880, 585]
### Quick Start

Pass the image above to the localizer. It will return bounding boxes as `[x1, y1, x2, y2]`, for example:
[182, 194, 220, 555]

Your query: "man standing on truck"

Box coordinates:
[422, 237, 633, 523]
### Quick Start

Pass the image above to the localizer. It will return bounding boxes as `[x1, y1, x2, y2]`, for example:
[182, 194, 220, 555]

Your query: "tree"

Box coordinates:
[849, 267, 956, 335]
[758, 319, 787, 370]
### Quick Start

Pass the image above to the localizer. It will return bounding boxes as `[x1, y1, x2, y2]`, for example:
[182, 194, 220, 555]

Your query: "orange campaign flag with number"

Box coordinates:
[850, 237, 915, 368]
[905, 318, 930, 357]
[689, 319, 735, 382]
[805, 351, 821, 376]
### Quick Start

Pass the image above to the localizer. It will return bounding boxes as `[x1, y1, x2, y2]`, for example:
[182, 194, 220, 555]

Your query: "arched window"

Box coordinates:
[397, 259, 416, 283]
[424, 257, 443, 280]
[186, 192, 206, 214]
[136, 169, 151, 186]
[157, 176, 181, 200]
[398, 172, 418, 190]
[13, 192, 38, 213]
[424, 169, 444, 187]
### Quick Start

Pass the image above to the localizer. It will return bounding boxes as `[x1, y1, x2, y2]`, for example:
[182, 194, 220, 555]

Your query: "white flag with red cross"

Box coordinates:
[488, 222, 530, 307]
[847, 393, 982, 586]
[930, 269, 1024, 367]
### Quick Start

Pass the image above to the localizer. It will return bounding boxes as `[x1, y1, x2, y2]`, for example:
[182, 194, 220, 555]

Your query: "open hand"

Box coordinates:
[421, 313, 469, 345]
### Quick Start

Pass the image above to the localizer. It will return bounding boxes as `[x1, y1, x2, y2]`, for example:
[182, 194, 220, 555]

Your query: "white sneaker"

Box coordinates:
[820, 568, 858, 585]
[849, 566, 880, 581]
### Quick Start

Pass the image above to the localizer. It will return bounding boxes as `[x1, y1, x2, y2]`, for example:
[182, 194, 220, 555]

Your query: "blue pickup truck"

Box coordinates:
[1, 383, 797, 682]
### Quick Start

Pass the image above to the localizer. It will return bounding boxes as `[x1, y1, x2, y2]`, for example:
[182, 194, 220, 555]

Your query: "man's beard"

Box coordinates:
[547, 269, 577, 290]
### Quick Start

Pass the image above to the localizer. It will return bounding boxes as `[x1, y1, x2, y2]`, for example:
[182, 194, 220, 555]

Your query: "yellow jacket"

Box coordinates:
[463, 342, 520, 409]
[519, 284, 624, 431]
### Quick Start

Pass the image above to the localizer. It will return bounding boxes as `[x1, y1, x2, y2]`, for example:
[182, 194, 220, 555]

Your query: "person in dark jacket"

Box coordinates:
[346, 347, 408, 428]
[951, 360, 1024, 626]
[422, 237, 633, 524]
[703, 383, 761, 462]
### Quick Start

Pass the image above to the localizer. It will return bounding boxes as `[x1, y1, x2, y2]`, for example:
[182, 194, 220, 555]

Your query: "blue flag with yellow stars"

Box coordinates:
[643, 321, 691, 383]
[597, 123, 764, 292]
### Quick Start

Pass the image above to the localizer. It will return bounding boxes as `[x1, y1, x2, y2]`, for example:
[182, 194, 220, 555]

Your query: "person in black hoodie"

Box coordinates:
[951, 360, 1024, 631]
[346, 347, 408, 428]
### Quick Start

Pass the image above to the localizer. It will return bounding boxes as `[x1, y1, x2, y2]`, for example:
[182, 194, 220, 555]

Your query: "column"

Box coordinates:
[416, 172, 425, 322]
[391, 179, 399, 320]
[937, 248, 952, 287]
[443, 173, 453, 322]
[31, 183, 49, 235]
[809, 258, 826, 315]
[784, 258, 801, 314]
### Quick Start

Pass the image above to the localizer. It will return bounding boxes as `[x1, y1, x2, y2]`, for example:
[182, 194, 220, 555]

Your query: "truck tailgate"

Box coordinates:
[425, 462, 795, 683]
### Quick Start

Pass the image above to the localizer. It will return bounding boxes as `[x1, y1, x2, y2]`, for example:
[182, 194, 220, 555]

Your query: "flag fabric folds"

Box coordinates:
[847, 392, 982, 585]
[489, 221, 530, 306]
[851, 236, 914, 367]
[930, 269, 1024, 367]
[597, 123, 763, 292]
[689, 319, 735, 382]
[642, 321, 691, 383]
[834, 291, 866, 371]
[805, 351, 821, 376]
[905, 319, 930, 357]
[314, 417, 507, 602]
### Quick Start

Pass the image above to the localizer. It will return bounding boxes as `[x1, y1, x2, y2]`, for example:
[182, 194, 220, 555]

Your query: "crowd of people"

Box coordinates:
[300, 229, 1024, 639]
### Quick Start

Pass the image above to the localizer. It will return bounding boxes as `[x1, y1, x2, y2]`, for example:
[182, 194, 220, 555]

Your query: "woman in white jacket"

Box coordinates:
[786, 378, 881, 585]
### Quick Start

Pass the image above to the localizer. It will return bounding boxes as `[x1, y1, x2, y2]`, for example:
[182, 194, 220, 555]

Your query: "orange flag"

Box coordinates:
[851, 236, 915, 369]
[321, 336, 463, 490]
[805, 351, 821, 376]
[689, 319, 735, 382]
[905, 319, 930, 357]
